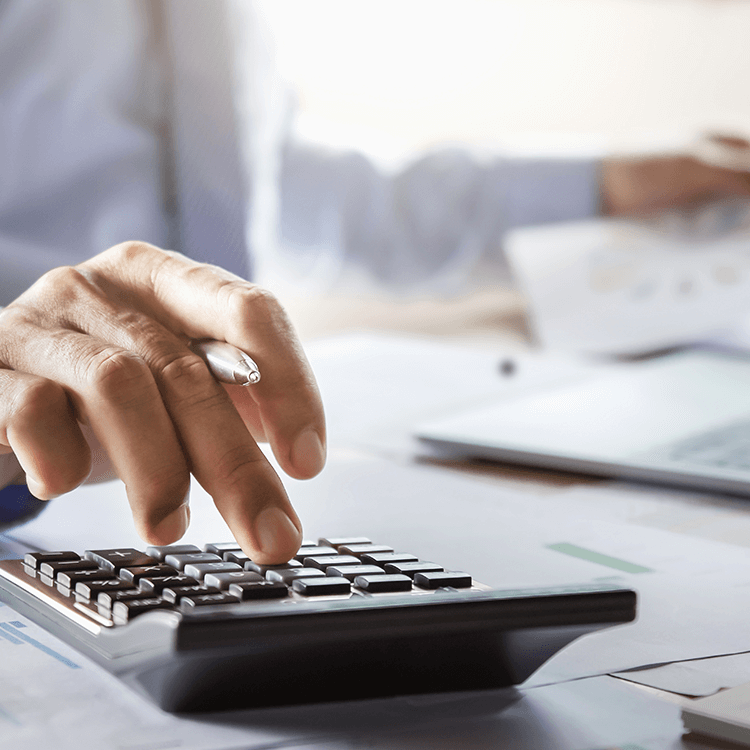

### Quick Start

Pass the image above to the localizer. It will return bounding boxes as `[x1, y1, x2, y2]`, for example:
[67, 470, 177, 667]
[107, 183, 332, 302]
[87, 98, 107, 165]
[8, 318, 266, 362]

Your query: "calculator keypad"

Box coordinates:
[18, 538, 476, 626]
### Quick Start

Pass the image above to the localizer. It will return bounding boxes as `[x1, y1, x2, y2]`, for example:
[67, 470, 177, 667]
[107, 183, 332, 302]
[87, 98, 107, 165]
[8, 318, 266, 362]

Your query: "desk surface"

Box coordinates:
[2, 289, 747, 749]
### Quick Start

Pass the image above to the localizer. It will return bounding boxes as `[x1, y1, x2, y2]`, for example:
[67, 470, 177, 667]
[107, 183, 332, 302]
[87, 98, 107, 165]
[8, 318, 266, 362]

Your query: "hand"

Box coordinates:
[0, 242, 326, 564]
[601, 135, 750, 217]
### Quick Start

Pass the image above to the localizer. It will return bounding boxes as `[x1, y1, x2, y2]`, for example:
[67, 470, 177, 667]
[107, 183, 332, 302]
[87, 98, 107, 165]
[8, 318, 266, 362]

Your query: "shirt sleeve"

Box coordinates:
[274, 138, 602, 294]
[0, 454, 44, 532]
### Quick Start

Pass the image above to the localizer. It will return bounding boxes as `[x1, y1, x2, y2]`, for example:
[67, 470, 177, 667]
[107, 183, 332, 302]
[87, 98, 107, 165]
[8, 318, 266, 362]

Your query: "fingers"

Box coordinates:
[85, 243, 327, 480]
[1, 252, 314, 563]
[0, 370, 91, 500]
[0, 316, 191, 544]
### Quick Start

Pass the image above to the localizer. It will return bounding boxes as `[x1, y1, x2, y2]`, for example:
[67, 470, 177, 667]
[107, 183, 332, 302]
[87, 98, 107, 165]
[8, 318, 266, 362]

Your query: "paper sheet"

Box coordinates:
[614, 652, 750, 698]
[304, 332, 607, 457]
[506, 213, 750, 355]
[0, 601, 685, 750]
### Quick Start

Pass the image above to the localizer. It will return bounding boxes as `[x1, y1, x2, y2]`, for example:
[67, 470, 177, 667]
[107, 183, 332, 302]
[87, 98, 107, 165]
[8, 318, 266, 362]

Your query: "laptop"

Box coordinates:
[415, 349, 750, 496]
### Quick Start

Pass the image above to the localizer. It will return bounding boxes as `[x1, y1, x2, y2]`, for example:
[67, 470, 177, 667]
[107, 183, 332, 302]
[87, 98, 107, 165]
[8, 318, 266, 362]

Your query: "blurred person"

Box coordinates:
[0, 0, 748, 562]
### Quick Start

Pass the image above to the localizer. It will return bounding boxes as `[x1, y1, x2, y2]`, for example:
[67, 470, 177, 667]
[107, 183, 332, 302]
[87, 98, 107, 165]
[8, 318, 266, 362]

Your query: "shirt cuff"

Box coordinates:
[0, 453, 45, 531]
[502, 157, 602, 231]
[0, 484, 45, 531]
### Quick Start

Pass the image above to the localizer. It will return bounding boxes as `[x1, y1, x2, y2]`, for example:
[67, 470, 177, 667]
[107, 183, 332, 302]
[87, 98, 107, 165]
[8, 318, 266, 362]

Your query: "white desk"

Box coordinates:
[1, 289, 747, 748]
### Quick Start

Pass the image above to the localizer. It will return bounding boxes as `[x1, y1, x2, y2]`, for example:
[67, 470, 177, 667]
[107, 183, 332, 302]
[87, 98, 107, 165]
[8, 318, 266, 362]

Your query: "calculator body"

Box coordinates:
[0, 543, 636, 712]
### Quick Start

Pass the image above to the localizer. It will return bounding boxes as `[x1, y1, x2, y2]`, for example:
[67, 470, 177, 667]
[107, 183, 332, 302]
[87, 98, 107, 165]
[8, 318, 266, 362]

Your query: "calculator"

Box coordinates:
[0, 536, 636, 712]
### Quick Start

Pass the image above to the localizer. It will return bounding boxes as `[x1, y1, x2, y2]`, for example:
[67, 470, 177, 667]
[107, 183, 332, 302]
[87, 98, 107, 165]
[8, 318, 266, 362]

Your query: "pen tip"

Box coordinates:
[235, 359, 261, 386]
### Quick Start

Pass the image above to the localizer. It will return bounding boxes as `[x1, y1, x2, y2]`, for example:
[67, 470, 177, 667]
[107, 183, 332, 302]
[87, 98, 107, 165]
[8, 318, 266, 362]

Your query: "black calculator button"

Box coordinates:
[360, 552, 419, 566]
[337, 544, 393, 557]
[223, 551, 251, 565]
[119, 564, 178, 584]
[112, 598, 175, 623]
[229, 580, 289, 600]
[414, 572, 472, 589]
[57, 568, 115, 588]
[145, 544, 201, 561]
[97, 589, 152, 611]
[162, 585, 219, 604]
[384, 561, 443, 577]
[139, 574, 197, 594]
[244, 559, 302, 574]
[317, 536, 372, 548]
[184, 562, 242, 581]
[293, 546, 337, 562]
[24, 551, 79, 570]
[164, 552, 222, 570]
[354, 574, 412, 593]
[203, 571, 263, 590]
[85, 548, 157, 571]
[39, 559, 98, 577]
[204, 543, 242, 556]
[75, 578, 134, 601]
[327, 564, 385, 581]
[292, 577, 351, 596]
[180, 592, 240, 609]
[302, 554, 361, 570]
[266, 568, 325, 584]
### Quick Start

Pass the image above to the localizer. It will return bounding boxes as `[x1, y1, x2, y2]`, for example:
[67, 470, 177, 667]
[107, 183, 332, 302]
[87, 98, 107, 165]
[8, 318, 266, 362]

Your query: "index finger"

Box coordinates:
[82, 243, 327, 482]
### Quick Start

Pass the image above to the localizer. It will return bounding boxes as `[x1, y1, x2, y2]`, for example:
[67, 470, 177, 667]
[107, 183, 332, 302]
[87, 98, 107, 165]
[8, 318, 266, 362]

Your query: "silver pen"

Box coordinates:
[189, 339, 261, 386]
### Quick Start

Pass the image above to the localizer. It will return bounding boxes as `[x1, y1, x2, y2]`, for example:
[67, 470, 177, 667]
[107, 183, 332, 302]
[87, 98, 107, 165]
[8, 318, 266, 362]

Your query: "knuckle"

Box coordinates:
[83, 349, 153, 404]
[29, 265, 92, 303]
[226, 283, 285, 331]
[214, 445, 267, 492]
[157, 351, 211, 389]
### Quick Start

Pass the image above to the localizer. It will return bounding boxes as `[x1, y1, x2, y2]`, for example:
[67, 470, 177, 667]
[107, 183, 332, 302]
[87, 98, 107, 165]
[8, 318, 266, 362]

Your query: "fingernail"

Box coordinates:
[255, 506, 302, 558]
[291, 429, 326, 477]
[152, 505, 189, 544]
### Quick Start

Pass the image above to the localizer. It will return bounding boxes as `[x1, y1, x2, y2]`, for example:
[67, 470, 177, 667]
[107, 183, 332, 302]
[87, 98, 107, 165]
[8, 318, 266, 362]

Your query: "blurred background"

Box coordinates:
[257, 0, 750, 159]
[254, 0, 750, 342]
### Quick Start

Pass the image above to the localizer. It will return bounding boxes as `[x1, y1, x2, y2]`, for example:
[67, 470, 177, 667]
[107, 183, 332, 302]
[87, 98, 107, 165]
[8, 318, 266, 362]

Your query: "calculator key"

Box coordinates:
[354, 574, 412, 593]
[161, 585, 219, 604]
[327, 564, 386, 581]
[337, 544, 394, 557]
[204, 543, 242, 556]
[145, 544, 201, 561]
[24, 551, 79, 570]
[203, 570, 263, 590]
[317, 536, 372, 549]
[266, 568, 325, 585]
[97, 589, 152, 611]
[293, 546, 337, 562]
[85, 548, 157, 571]
[224, 551, 251, 565]
[244, 559, 302, 575]
[164, 552, 222, 570]
[184, 562, 242, 581]
[75, 578, 134, 601]
[112, 597, 175, 624]
[179, 591, 240, 609]
[384, 561, 443, 577]
[139, 574, 197, 594]
[119, 564, 177, 584]
[413, 572, 472, 589]
[229, 580, 289, 600]
[303, 554, 361, 571]
[292, 577, 351, 596]
[360, 552, 419, 566]
[39, 559, 98, 578]
[57, 568, 115, 588]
